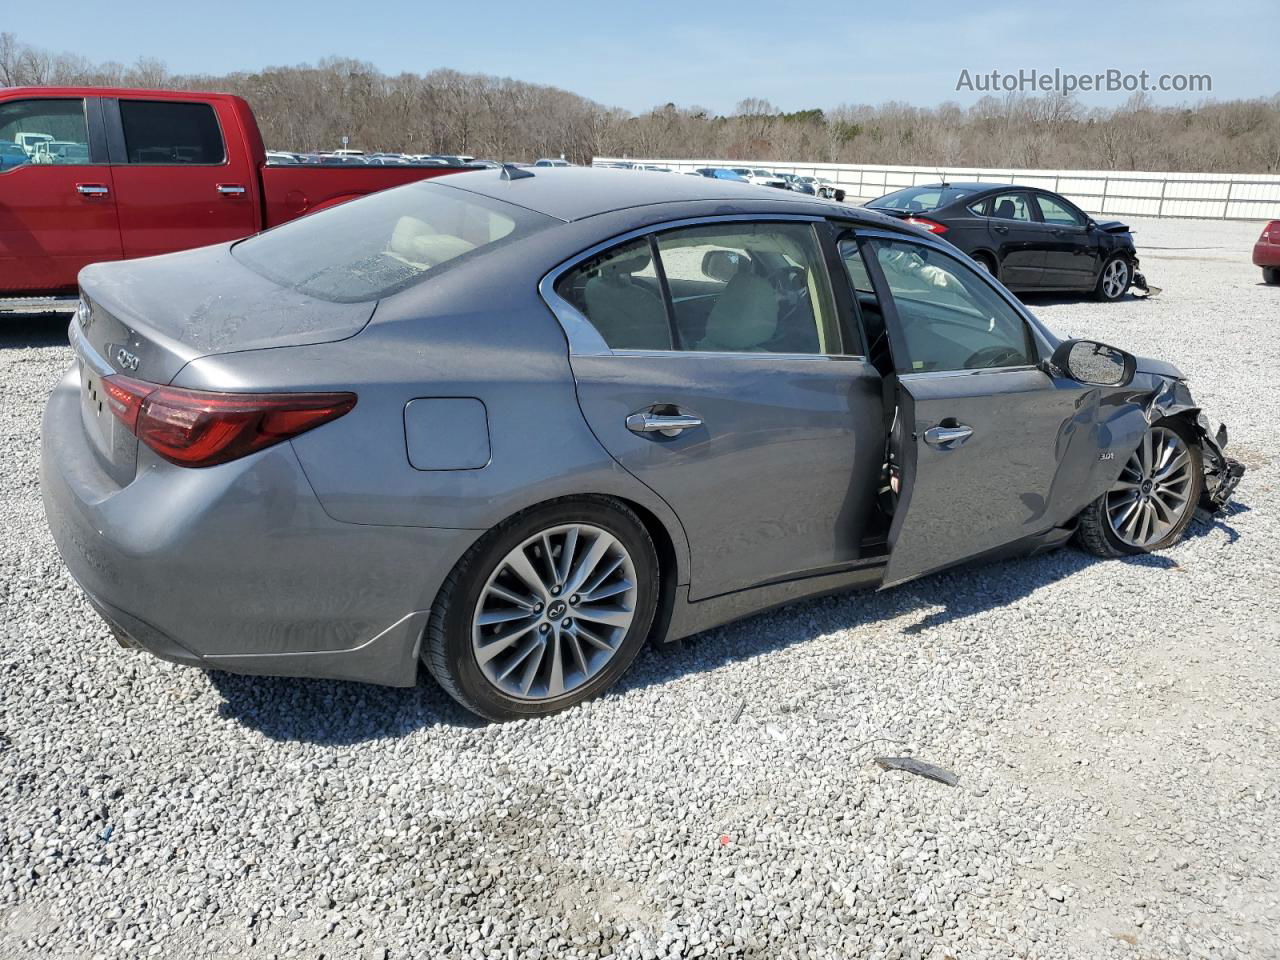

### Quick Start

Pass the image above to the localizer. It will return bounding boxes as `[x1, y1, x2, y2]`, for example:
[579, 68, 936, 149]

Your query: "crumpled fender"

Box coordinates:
[1110, 371, 1243, 514]
[1045, 369, 1243, 528]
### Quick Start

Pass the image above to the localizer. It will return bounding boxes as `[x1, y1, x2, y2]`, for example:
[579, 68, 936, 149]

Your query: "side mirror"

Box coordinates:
[702, 249, 743, 283]
[1051, 339, 1135, 386]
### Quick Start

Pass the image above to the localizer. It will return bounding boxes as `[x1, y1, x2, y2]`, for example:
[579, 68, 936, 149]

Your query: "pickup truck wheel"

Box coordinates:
[1076, 419, 1203, 557]
[1264, 267, 1280, 285]
[1094, 256, 1132, 301]
[422, 497, 659, 721]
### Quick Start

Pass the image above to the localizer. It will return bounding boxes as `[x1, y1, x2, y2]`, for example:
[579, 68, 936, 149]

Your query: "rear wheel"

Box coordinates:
[423, 497, 659, 721]
[1076, 419, 1203, 557]
[1264, 267, 1280, 285]
[1094, 256, 1132, 301]
[972, 252, 997, 278]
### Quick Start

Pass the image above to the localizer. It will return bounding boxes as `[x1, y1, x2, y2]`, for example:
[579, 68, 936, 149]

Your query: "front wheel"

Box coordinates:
[1076, 419, 1203, 557]
[1094, 256, 1132, 301]
[1264, 266, 1280, 285]
[422, 497, 659, 721]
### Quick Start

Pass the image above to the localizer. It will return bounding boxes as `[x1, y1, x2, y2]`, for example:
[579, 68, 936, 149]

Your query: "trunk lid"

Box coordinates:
[72, 242, 375, 483]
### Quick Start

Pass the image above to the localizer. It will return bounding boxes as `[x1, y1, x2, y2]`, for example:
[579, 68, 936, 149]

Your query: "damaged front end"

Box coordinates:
[1144, 374, 1244, 514]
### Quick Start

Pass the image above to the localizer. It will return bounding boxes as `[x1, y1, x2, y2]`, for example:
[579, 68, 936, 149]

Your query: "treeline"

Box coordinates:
[4, 32, 1279, 173]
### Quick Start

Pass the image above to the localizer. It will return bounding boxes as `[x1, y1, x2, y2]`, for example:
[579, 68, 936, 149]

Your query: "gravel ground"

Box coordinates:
[1, 217, 1277, 960]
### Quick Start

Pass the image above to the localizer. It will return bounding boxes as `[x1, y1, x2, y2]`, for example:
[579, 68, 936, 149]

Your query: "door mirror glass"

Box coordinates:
[1053, 339, 1135, 386]
[701, 249, 744, 283]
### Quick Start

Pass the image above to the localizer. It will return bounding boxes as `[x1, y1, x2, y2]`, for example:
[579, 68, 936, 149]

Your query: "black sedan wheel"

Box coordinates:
[1095, 256, 1132, 302]
[1076, 419, 1203, 557]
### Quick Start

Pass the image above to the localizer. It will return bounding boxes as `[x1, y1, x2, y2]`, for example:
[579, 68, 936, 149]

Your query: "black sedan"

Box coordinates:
[866, 183, 1148, 301]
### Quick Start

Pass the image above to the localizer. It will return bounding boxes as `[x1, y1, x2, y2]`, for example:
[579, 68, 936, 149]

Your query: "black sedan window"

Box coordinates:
[1035, 194, 1086, 226]
[989, 193, 1033, 221]
[867, 185, 974, 213]
[867, 238, 1035, 373]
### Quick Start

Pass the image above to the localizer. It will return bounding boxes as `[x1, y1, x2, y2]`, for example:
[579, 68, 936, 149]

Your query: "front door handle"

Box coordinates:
[216, 184, 247, 196]
[76, 183, 110, 196]
[923, 424, 973, 449]
[626, 410, 702, 438]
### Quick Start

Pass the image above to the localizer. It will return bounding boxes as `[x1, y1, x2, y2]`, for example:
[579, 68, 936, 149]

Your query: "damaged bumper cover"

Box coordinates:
[1141, 371, 1244, 513]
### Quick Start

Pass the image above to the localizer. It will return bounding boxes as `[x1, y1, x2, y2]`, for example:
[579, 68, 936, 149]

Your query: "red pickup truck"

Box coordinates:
[0, 87, 469, 304]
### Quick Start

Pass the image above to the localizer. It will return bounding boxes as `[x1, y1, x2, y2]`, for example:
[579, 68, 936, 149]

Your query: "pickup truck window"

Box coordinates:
[0, 99, 91, 171]
[232, 181, 555, 302]
[119, 100, 225, 165]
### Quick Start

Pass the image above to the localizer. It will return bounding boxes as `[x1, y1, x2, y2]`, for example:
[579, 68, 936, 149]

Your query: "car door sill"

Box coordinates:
[668, 561, 885, 642]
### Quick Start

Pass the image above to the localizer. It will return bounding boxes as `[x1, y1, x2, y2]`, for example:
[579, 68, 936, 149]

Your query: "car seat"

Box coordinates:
[582, 250, 671, 350]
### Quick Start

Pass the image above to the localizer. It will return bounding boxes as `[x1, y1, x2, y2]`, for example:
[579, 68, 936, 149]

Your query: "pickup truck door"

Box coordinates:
[104, 97, 259, 259]
[841, 232, 1094, 588]
[0, 95, 121, 293]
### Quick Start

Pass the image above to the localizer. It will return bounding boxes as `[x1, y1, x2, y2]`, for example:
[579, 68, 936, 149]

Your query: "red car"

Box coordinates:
[0, 87, 470, 305]
[1254, 220, 1280, 285]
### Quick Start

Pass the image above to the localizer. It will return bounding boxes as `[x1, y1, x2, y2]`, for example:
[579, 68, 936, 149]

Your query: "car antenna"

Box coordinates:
[500, 163, 535, 181]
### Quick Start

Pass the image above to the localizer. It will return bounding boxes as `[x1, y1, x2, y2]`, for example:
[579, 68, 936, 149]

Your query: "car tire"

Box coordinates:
[972, 252, 998, 278]
[422, 496, 660, 721]
[1264, 266, 1280, 285]
[1094, 255, 1132, 302]
[1075, 418, 1204, 558]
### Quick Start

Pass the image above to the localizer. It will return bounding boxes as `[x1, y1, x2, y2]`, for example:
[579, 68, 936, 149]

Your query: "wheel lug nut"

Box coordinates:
[539, 623, 550, 634]
[551, 586, 561, 596]
[533, 602, 543, 613]
[562, 618, 572, 629]
[570, 595, 580, 605]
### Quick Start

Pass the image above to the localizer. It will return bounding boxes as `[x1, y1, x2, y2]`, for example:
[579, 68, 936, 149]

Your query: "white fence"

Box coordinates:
[592, 158, 1280, 221]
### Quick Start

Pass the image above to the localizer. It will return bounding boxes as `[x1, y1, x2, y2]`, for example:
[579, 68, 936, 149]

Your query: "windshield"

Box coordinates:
[867, 185, 975, 213]
[232, 181, 554, 303]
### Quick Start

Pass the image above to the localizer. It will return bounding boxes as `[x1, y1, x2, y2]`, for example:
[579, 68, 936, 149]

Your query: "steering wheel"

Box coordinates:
[964, 345, 1023, 369]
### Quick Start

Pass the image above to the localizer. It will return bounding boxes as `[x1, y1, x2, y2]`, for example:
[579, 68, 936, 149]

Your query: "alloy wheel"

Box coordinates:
[1102, 258, 1130, 299]
[1105, 426, 1195, 548]
[471, 523, 638, 701]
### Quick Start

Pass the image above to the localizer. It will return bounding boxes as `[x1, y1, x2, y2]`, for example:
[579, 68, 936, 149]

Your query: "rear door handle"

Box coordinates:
[76, 183, 110, 196]
[216, 184, 247, 196]
[992, 224, 1009, 234]
[923, 424, 973, 449]
[626, 410, 702, 438]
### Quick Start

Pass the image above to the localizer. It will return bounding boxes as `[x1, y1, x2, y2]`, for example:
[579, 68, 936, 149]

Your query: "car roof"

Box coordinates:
[439, 166, 859, 222]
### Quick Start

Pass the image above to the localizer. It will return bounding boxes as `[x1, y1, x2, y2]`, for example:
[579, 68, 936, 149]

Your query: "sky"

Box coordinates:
[6, 0, 1278, 114]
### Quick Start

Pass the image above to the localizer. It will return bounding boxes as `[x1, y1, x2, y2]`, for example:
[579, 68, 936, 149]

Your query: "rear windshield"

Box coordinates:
[232, 181, 554, 302]
[867, 185, 976, 213]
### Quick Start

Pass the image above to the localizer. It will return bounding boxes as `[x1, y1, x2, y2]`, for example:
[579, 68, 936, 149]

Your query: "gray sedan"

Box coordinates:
[41, 168, 1243, 720]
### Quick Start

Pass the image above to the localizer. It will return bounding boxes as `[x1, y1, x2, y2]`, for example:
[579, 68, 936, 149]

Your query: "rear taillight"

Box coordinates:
[101, 375, 356, 468]
[905, 217, 948, 234]
[1264, 220, 1280, 244]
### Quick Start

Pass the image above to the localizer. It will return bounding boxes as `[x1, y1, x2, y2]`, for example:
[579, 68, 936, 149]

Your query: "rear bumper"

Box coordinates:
[41, 364, 482, 686]
[1253, 242, 1280, 267]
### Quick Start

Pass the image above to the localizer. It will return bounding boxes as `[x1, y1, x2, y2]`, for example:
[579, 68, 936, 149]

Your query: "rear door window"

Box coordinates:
[119, 100, 226, 164]
[0, 98, 91, 171]
[988, 193, 1034, 221]
[555, 221, 843, 355]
